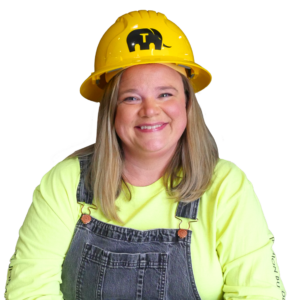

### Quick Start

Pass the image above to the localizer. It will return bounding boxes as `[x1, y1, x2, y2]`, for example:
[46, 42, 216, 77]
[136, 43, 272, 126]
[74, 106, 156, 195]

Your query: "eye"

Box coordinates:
[124, 97, 136, 101]
[124, 93, 172, 101]
[162, 93, 172, 98]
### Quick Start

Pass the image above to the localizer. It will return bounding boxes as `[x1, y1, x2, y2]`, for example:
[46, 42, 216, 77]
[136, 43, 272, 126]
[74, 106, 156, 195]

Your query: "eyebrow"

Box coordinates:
[119, 86, 178, 95]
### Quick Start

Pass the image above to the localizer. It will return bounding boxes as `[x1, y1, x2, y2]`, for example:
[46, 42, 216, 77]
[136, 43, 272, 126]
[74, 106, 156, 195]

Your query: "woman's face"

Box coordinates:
[115, 64, 187, 159]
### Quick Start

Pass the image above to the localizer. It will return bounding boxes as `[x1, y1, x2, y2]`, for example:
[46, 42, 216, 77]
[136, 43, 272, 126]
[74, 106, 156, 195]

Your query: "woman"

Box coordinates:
[5, 10, 285, 300]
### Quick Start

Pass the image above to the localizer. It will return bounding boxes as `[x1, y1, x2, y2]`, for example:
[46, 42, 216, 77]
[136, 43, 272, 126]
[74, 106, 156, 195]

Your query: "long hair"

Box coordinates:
[65, 70, 219, 223]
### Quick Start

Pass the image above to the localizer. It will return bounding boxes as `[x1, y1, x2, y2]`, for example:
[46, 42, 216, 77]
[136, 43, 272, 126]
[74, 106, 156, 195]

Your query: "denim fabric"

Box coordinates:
[60, 155, 202, 299]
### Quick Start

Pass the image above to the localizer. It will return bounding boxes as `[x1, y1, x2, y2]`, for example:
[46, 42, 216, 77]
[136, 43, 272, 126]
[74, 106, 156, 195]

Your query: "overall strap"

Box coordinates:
[76, 154, 94, 204]
[176, 198, 200, 220]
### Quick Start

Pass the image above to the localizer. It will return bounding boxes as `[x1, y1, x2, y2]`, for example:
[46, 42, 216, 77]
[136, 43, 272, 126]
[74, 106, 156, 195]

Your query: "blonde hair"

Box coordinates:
[65, 70, 219, 223]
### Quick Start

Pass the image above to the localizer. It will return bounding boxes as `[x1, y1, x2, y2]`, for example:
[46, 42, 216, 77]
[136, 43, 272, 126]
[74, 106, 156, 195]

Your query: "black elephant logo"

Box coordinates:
[127, 28, 171, 52]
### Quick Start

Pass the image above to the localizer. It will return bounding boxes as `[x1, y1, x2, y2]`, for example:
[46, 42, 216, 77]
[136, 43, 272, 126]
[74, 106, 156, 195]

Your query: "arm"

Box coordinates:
[215, 164, 286, 299]
[5, 157, 80, 299]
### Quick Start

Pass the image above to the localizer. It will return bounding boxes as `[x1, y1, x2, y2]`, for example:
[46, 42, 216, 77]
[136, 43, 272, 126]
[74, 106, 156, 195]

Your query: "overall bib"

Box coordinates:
[61, 155, 202, 300]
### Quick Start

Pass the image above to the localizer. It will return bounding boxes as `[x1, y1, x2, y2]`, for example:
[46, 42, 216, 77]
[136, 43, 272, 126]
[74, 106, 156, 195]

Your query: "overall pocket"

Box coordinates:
[76, 243, 168, 300]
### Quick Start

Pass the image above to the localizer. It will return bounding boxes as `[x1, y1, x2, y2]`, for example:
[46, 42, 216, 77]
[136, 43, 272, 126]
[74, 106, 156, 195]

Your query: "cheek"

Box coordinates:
[167, 102, 187, 131]
[114, 108, 125, 137]
[178, 113, 188, 133]
[114, 106, 134, 137]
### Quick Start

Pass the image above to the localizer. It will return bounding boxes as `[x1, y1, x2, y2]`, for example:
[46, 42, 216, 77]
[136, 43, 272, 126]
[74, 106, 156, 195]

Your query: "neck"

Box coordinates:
[122, 147, 176, 187]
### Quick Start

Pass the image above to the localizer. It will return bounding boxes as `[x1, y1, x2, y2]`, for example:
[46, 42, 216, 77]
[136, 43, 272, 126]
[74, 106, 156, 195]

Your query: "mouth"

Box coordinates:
[135, 123, 169, 133]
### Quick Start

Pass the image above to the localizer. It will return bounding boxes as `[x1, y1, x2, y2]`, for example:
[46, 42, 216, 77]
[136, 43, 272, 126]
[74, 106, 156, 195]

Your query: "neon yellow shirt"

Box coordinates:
[5, 157, 286, 299]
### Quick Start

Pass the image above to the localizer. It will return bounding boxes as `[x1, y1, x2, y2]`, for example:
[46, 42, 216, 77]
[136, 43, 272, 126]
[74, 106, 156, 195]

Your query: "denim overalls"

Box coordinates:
[61, 155, 202, 300]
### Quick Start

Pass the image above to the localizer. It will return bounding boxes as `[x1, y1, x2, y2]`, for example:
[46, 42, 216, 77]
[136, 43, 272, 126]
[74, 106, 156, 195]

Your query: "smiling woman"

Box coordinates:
[115, 64, 188, 185]
[76, 60, 218, 197]
[60, 62, 221, 298]
[5, 10, 285, 300]
[68, 61, 217, 224]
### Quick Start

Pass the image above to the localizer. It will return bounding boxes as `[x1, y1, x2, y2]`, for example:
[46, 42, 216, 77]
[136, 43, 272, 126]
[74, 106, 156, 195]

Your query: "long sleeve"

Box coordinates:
[5, 157, 80, 300]
[215, 163, 286, 299]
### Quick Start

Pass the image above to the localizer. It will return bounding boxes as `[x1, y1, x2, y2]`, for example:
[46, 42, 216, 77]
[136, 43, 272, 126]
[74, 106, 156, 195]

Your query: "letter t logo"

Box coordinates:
[140, 33, 149, 43]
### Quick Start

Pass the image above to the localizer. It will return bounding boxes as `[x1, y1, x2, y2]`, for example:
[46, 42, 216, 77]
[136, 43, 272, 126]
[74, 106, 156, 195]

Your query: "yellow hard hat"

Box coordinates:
[80, 10, 212, 102]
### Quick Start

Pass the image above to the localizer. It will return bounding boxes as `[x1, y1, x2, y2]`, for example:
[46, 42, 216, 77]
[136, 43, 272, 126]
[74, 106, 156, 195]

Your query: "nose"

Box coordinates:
[141, 98, 160, 115]
[142, 97, 161, 107]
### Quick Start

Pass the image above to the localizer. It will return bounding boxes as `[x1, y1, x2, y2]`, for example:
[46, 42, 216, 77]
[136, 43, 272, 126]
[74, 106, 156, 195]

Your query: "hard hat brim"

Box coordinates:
[80, 59, 212, 102]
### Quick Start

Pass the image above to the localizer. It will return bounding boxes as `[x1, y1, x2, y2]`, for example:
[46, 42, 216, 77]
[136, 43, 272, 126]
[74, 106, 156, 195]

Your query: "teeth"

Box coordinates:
[140, 124, 163, 130]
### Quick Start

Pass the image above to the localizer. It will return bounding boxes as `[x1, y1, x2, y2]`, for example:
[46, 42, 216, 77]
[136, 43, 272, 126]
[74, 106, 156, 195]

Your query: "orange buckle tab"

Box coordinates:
[175, 215, 198, 239]
[79, 203, 97, 224]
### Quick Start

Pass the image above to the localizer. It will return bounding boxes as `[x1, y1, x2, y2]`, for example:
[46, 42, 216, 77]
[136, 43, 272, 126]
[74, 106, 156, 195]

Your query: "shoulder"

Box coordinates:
[202, 159, 267, 232]
[51, 156, 79, 172]
[39, 156, 80, 196]
[214, 158, 246, 179]
[211, 158, 249, 188]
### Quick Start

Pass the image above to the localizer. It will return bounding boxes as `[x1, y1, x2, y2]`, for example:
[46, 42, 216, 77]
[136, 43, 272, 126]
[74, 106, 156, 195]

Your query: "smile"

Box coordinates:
[136, 123, 168, 132]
